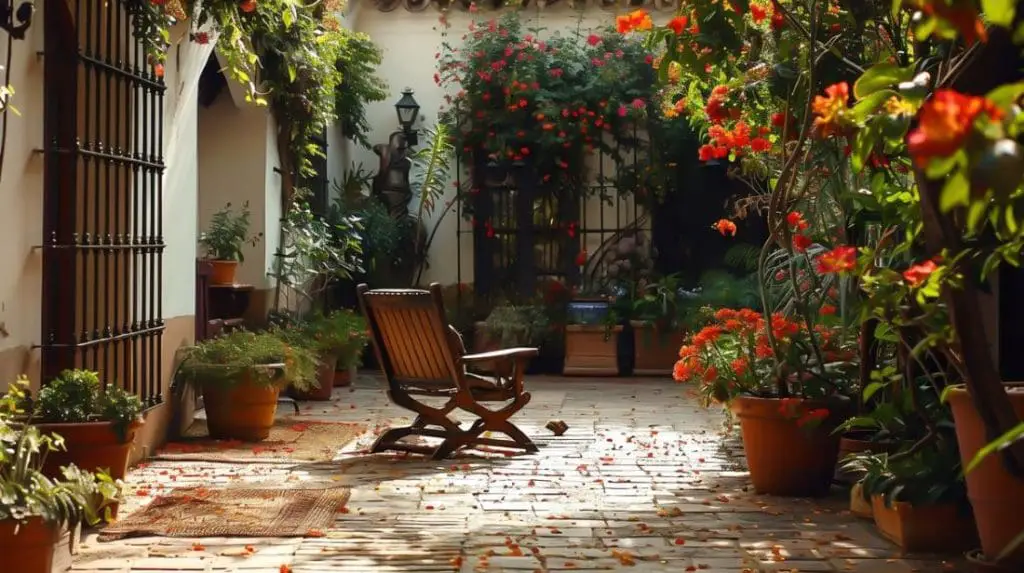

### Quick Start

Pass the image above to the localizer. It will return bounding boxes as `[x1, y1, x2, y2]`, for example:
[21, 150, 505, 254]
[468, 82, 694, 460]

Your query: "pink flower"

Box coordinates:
[644, 54, 654, 64]
[587, 34, 602, 46]
[549, 68, 564, 78]
[617, 105, 628, 117]
[631, 98, 646, 110]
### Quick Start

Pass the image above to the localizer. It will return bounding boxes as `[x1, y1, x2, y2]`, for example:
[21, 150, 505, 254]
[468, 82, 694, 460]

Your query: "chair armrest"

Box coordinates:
[461, 347, 539, 363]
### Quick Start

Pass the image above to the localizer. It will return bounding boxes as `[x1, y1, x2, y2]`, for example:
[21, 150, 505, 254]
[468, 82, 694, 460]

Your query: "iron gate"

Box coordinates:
[457, 127, 652, 301]
[41, 0, 166, 405]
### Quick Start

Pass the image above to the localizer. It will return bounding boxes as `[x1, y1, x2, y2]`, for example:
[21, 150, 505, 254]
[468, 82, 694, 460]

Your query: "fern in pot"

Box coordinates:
[180, 330, 317, 441]
[28, 370, 141, 515]
[1, 378, 119, 573]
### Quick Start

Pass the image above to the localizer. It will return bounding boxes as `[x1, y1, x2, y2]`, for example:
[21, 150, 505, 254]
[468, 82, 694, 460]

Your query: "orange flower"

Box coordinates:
[617, 9, 653, 34]
[811, 82, 850, 137]
[918, 0, 987, 44]
[907, 90, 1002, 166]
[713, 218, 737, 237]
[903, 259, 938, 287]
[815, 245, 856, 274]
[666, 16, 688, 35]
[280, 566, 292, 573]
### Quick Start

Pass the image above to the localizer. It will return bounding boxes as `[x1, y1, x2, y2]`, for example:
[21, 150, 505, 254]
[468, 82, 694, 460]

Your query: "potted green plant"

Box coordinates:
[843, 443, 976, 553]
[630, 275, 686, 377]
[199, 202, 262, 285]
[1, 377, 119, 573]
[334, 313, 368, 388]
[279, 311, 367, 400]
[29, 369, 141, 516]
[474, 304, 548, 374]
[180, 330, 317, 440]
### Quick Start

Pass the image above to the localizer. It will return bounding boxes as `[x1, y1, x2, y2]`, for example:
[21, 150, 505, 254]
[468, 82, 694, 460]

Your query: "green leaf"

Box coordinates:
[863, 382, 886, 402]
[851, 90, 896, 122]
[282, 6, 296, 29]
[986, 81, 1024, 109]
[982, 0, 1016, 27]
[851, 124, 876, 172]
[854, 64, 915, 99]
[966, 421, 1024, 474]
[940, 169, 970, 211]
[891, 0, 903, 21]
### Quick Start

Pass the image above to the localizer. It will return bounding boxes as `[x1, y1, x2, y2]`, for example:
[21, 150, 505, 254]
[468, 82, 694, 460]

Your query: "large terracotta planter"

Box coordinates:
[948, 386, 1024, 567]
[0, 518, 60, 573]
[870, 495, 977, 553]
[630, 322, 685, 377]
[291, 355, 337, 401]
[729, 395, 844, 496]
[563, 325, 623, 376]
[36, 419, 141, 519]
[208, 260, 239, 285]
[202, 373, 281, 441]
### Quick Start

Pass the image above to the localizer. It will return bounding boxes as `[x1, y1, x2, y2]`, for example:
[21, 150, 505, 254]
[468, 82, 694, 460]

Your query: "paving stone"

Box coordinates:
[70, 376, 963, 573]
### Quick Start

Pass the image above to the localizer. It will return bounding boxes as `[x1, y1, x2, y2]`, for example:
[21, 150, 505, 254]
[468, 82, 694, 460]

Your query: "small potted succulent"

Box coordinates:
[1, 378, 119, 573]
[199, 202, 263, 285]
[180, 330, 317, 440]
[29, 369, 142, 515]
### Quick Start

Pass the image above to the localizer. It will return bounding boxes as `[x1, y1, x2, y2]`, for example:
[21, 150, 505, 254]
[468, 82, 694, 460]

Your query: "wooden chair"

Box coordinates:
[356, 283, 539, 460]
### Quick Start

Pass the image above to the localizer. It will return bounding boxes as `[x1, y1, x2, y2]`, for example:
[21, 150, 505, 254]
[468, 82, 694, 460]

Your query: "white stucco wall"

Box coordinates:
[0, 17, 44, 366]
[196, 91, 276, 288]
[348, 2, 658, 286]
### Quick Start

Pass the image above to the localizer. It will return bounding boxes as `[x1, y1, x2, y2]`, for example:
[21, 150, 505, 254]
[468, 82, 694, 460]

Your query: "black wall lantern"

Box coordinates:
[394, 87, 420, 147]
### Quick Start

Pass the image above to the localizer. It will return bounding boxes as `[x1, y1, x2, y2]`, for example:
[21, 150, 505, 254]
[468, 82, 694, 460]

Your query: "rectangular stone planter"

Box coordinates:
[630, 321, 685, 377]
[563, 324, 622, 376]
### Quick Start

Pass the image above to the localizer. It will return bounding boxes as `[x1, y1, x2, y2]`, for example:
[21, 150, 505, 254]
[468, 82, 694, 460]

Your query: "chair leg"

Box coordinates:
[370, 389, 464, 455]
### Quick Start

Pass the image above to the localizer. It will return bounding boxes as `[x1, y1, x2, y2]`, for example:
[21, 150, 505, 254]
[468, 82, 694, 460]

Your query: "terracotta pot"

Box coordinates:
[563, 325, 623, 377]
[948, 386, 1024, 568]
[0, 518, 59, 573]
[850, 482, 872, 519]
[333, 368, 352, 387]
[870, 495, 977, 553]
[36, 419, 141, 519]
[729, 395, 844, 496]
[965, 549, 1019, 573]
[202, 373, 281, 441]
[291, 355, 337, 401]
[208, 260, 239, 285]
[630, 322, 685, 377]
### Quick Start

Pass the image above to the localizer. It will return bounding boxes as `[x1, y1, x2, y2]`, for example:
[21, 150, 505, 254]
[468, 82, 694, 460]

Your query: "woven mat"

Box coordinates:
[153, 419, 366, 464]
[98, 487, 350, 541]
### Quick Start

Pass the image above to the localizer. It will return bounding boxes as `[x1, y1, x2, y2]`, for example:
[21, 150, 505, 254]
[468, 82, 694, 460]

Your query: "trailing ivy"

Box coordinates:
[335, 34, 389, 148]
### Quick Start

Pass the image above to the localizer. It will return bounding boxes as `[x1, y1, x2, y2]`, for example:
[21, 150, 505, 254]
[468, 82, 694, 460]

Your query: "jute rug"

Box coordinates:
[153, 419, 366, 464]
[98, 487, 350, 541]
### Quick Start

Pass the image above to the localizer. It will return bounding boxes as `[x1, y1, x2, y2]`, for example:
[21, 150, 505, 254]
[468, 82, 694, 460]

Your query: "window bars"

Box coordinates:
[40, 0, 166, 406]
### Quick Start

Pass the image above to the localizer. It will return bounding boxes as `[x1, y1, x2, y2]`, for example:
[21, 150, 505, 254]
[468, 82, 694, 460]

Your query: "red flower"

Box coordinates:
[820, 304, 837, 316]
[713, 219, 737, 237]
[750, 137, 771, 152]
[815, 245, 857, 274]
[587, 34, 602, 46]
[907, 90, 1002, 167]
[667, 16, 688, 35]
[786, 211, 809, 232]
[750, 3, 767, 23]
[797, 408, 830, 428]
[792, 234, 812, 252]
[240, 0, 257, 13]
[575, 249, 587, 266]
[903, 260, 938, 287]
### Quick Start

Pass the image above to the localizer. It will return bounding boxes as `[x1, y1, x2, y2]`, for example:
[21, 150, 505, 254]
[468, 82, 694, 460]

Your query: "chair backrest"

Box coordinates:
[356, 283, 463, 390]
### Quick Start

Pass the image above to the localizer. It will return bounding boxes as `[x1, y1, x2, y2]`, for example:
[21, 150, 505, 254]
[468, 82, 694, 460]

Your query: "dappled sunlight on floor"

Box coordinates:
[70, 376, 964, 572]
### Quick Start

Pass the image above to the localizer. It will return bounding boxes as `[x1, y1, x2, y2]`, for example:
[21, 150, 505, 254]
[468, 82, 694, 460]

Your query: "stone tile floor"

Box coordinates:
[70, 376, 967, 572]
